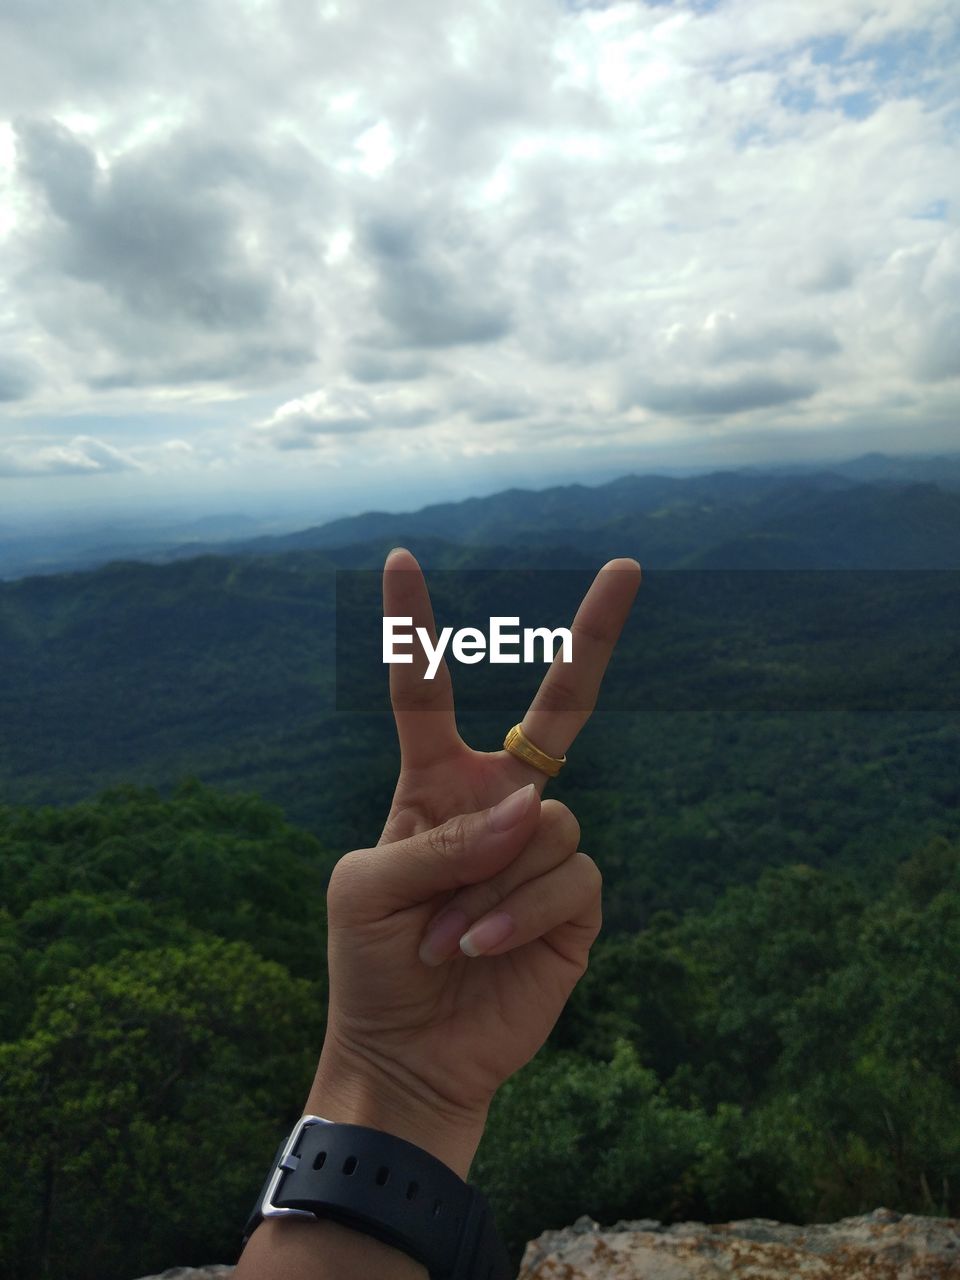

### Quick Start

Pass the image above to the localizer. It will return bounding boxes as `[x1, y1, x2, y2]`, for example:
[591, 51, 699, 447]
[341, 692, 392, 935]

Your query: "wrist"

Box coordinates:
[305, 1041, 489, 1183]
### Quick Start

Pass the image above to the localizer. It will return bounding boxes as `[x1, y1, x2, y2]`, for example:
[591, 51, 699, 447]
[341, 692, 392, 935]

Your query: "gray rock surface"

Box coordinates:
[132, 1209, 960, 1279]
[517, 1207, 960, 1278]
[132, 1270, 235, 1280]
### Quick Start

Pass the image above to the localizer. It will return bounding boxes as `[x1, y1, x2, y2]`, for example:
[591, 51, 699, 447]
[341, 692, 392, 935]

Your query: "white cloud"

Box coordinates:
[248, 384, 439, 451]
[0, 434, 145, 476]
[0, 0, 957, 502]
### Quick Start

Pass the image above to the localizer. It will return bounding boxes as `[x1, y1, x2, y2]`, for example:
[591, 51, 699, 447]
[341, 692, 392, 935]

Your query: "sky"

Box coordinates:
[0, 0, 958, 528]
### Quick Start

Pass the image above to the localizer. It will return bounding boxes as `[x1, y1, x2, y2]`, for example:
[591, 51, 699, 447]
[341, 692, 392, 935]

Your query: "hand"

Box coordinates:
[375, 548, 643, 841]
[309, 551, 641, 1177]
[316, 788, 585, 1178]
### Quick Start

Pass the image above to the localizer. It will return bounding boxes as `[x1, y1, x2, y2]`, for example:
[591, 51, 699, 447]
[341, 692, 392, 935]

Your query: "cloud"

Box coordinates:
[796, 250, 858, 293]
[345, 349, 434, 384]
[250, 385, 438, 451]
[14, 118, 271, 326]
[85, 343, 319, 390]
[912, 228, 960, 382]
[448, 373, 539, 423]
[627, 373, 819, 417]
[703, 313, 842, 362]
[0, 354, 38, 401]
[650, 310, 843, 373]
[0, 434, 145, 476]
[858, 227, 960, 387]
[915, 310, 960, 382]
[0, 0, 957, 493]
[356, 205, 514, 349]
[8, 115, 326, 390]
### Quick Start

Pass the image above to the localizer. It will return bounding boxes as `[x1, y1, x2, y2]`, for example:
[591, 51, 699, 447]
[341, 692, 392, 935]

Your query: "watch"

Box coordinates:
[241, 1115, 515, 1280]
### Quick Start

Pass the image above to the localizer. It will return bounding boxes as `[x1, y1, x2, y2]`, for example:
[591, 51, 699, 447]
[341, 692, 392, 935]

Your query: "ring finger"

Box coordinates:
[418, 800, 581, 964]
[420, 848, 602, 967]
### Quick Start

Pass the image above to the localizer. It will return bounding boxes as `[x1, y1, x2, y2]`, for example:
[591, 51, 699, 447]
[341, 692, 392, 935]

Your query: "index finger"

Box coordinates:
[383, 547, 461, 769]
[505, 558, 642, 784]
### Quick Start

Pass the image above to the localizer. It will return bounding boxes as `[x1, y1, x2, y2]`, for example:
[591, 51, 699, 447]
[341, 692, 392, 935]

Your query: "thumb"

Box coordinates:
[331, 784, 541, 920]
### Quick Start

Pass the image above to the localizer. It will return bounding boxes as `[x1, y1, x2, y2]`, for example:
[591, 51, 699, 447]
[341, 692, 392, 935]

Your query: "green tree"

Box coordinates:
[474, 1038, 712, 1263]
[0, 939, 326, 1280]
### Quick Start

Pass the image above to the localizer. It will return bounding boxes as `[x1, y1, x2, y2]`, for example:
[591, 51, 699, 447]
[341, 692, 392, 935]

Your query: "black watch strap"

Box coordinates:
[241, 1116, 514, 1280]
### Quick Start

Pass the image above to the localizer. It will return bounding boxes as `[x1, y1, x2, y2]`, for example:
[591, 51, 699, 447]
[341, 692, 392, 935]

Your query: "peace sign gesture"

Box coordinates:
[377, 546, 643, 844]
[307, 547, 642, 1187]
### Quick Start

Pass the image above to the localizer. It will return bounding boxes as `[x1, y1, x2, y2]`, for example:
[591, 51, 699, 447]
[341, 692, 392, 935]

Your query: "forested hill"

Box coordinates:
[5, 457, 960, 582]
[2, 782, 956, 1277]
[0, 529, 958, 911]
[1, 469, 958, 1277]
[158, 469, 960, 569]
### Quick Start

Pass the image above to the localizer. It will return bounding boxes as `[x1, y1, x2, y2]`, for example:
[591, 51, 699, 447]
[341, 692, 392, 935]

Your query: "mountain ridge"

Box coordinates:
[5, 452, 960, 581]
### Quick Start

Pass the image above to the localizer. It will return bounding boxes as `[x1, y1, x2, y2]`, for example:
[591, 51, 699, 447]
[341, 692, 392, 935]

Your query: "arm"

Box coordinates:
[236, 1214, 430, 1280]
[234, 1053, 488, 1279]
[230, 784, 580, 1280]
[235, 551, 641, 1277]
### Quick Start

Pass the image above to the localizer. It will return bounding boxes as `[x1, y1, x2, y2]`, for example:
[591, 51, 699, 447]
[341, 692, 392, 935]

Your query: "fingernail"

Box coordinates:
[418, 907, 470, 967]
[488, 783, 536, 832]
[460, 911, 515, 957]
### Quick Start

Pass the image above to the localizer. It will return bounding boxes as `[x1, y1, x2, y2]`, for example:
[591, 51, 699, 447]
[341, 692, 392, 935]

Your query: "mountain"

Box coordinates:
[0, 512, 294, 582]
[2, 466, 958, 910]
[678, 482, 960, 569]
[823, 450, 960, 488]
[162, 469, 855, 564]
[149, 466, 960, 571]
[742, 450, 960, 488]
[4, 456, 958, 1280]
[3, 455, 960, 581]
[1, 530, 958, 916]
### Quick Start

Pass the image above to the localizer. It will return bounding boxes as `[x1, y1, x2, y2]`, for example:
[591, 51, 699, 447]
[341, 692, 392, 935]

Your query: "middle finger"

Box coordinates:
[499, 558, 641, 791]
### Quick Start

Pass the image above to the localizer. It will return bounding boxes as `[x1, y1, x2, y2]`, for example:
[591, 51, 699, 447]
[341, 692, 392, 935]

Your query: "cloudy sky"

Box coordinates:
[0, 0, 958, 525]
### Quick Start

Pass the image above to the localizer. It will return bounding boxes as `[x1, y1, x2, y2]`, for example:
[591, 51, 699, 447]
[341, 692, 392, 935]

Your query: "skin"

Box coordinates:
[310, 548, 643, 1172]
[376, 547, 643, 835]
[237, 549, 642, 1276]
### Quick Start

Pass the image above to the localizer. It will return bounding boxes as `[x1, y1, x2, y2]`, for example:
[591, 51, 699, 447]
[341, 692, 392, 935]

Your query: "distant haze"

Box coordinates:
[2, 449, 960, 581]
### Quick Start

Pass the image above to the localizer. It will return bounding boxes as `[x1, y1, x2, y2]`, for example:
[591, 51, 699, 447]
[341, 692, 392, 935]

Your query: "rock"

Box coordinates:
[132, 1210, 960, 1279]
[131, 1270, 235, 1280]
[517, 1207, 960, 1278]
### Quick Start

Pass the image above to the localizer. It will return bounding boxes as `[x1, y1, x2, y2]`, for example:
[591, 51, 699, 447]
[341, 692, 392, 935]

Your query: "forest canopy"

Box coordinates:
[0, 781, 956, 1279]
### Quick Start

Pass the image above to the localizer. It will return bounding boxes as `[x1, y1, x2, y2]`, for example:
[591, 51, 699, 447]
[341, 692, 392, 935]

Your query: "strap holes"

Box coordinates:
[312, 1151, 327, 1171]
[342, 1155, 358, 1175]
[376, 1166, 390, 1186]
[432, 1197, 443, 1216]
[406, 1180, 419, 1200]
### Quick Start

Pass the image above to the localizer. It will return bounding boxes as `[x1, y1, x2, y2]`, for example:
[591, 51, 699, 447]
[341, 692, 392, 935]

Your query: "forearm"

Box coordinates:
[233, 1049, 489, 1279]
[234, 1212, 431, 1280]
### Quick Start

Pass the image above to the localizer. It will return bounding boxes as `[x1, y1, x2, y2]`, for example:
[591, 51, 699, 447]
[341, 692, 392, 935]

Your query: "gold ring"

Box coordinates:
[502, 723, 566, 777]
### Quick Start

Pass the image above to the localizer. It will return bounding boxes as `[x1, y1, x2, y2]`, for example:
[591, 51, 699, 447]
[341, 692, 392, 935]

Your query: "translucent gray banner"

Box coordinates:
[335, 569, 960, 715]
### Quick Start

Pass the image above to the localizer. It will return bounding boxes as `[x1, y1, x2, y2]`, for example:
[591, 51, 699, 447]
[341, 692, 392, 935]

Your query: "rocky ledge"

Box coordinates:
[517, 1208, 960, 1278]
[134, 1208, 960, 1279]
[133, 1271, 234, 1280]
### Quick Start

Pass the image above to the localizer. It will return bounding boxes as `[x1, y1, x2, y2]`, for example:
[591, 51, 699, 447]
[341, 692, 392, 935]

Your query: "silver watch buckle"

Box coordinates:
[262, 1114, 332, 1221]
